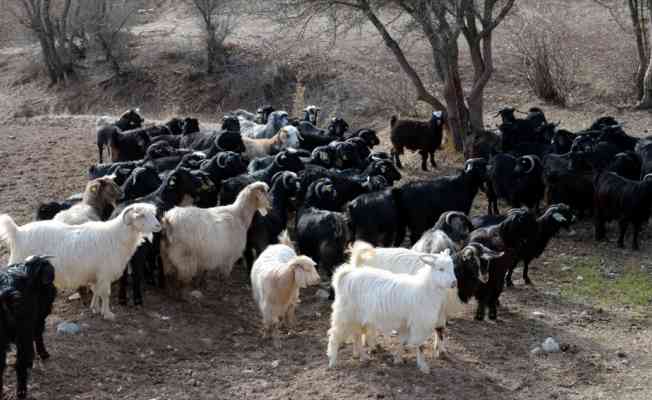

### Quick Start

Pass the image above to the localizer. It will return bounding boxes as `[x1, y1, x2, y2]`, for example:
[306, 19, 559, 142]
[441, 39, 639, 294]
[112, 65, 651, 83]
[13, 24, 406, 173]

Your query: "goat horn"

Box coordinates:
[523, 155, 537, 174]
[282, 172, 291, 188]
[216, 153, 227, 168]
[445, 211, 459, 226]
[643, 173, 652, 181]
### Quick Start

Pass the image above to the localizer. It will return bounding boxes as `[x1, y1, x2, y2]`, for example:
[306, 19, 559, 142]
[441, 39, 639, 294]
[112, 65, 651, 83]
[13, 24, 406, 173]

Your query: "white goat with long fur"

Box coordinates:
[0, 203, 160, 320]
[347, 242, 465, 358]
[327, 248, 457, 373]
[250, 231, 320, 348]
[160, 182, 270, 295]
[54, 176, 122, 225]
[242, 126, 301, 160]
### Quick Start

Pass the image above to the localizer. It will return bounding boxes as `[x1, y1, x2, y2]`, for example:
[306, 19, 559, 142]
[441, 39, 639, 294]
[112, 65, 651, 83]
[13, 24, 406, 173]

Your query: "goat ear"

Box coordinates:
[462, 248, 474, 261]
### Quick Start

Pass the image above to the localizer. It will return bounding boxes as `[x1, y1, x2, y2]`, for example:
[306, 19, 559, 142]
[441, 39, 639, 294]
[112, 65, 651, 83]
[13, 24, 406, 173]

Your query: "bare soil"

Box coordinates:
[0, 118, 650, 400]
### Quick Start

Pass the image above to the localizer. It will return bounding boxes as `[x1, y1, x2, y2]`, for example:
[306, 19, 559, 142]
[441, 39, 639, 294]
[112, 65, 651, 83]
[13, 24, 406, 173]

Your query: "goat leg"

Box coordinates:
[429, 152, 437, 169]
[505, 267, 515, 287]
[1, 350, 5, 400]
[419, 150, 428, 172]
[617, 220, 628, 249]
[632, 222, 641, 251]
[594, 212, 606, 241]
[34, 335, 49, 360]
[118, 269, 129, 306]
[15, 337, 34, 399]
[523, 261, 533, 285]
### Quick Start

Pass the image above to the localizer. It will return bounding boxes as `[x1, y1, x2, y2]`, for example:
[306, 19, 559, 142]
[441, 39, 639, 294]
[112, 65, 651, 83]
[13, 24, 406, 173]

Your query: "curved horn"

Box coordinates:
[643, 173, 652, 181]
[445, 211, 456, 226]
[523, 155, 537, 174]
[122, 205, 135, 225]
[282, 172, 292, 188]
[216, 152, 228, 168]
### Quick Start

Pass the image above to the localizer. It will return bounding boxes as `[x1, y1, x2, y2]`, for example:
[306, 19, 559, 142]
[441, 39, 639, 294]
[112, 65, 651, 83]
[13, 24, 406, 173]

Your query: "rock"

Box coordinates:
[316, 289, 330, 299]
[617, 351, 627, 358]
[67, 292, 82, 300]
[57, 322, 81, 335]
[532, 311, 545, 318]
[271, 360, 280, 368]
[576, 276, 584, 281]
[561, 266, 572, 272]
[542, 337, 560, 353]
[530, 347, 542, 355]
[189, 290, 204, 300]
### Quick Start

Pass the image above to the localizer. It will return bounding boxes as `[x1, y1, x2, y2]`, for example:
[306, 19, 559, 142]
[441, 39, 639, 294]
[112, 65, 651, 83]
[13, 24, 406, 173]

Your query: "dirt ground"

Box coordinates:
[0, 117, 650, 400]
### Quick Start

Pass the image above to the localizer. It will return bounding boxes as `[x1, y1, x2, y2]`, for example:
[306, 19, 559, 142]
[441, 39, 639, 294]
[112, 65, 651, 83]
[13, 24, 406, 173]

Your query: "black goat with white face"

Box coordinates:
[0, 256, 57, 400]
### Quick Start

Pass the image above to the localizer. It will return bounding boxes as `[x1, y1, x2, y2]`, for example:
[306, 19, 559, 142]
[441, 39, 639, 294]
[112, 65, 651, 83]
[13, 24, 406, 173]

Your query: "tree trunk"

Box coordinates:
[638, 0, 652, 108]
[628, 0, 648, 97]
[443, 66, 468, 153]
[206, 25, 216, 74]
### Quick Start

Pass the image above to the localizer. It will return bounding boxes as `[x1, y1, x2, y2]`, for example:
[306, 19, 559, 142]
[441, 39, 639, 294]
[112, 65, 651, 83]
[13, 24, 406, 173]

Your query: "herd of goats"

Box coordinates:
[1, 103, 651, 397]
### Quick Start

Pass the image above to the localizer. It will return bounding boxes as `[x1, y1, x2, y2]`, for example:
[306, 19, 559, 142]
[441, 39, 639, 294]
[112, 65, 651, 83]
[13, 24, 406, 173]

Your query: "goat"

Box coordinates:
[0, 203, 161, 320]
[240, 111, 289, 139]
[390, 111, 445, 171]
[95, 109, 144, 163]
[53, 177, 122, 224]
[250, 231, 320, 348]
[242, 126, 301, 160]
[327, 248, 457, 373]
[160, 182, 270, 298]
[0, 256, 57, 400]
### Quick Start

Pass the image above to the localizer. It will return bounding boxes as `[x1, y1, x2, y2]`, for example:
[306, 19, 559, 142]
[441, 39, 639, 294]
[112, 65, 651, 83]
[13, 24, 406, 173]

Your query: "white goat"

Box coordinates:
[160, 182, 270, 295]
[250, 231, 320, 348]
[327, 248, 457, 373]
[0, 203, 160, 320]
[54, 176, 122, 225]
[242, 125, 300, 160]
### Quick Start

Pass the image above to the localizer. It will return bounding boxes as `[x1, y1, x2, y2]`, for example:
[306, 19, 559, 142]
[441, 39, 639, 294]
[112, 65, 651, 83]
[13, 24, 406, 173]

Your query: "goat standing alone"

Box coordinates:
[390, 111, 445, 171]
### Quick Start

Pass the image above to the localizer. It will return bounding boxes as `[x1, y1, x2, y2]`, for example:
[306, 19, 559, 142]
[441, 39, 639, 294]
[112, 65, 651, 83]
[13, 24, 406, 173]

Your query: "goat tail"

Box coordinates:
[289, 255, 320, 288]
[390, 115, 398, 128]
[0, 214, 18, 244]
[349, 241, 374, 268]
[278, 230, 294, 249]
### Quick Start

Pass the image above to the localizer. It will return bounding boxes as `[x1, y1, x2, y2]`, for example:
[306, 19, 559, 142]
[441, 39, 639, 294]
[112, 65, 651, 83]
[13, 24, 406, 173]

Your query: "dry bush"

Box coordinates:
[507, 6, 580, 107]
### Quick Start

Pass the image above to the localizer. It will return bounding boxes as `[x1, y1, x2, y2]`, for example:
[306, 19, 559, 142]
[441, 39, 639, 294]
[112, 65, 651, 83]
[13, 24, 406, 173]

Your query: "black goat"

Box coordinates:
[594, 171, 652, 250]
[637, 140, 652, 178]
[296, 178, 351, 292]
[469, 208, 538, 320]
[393, 158, 487, 244]
[0, 256, 57, 400]
[96, 109, 144, 163]
[347, 189, 399, 247]
[109, 128, 152, 162]
[390, 111, 445, 171]
[486, 154, 544, 215]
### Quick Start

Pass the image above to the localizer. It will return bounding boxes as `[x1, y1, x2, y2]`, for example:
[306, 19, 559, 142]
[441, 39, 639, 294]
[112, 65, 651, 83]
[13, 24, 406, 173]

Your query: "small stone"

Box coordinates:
[67, 292, 81, 300]
[271, 360, 280, 368]
[576, 276, 584, 281]
[542, 337, 560, 353]
[57, 322, 81, 335]
[532, 311, 545, 318]
[561, 266, 572, 272]
[189, 290, 204, 300]
[617, 351, 627, 358]
[9, 136, 16, 140]
[242, 369, 255, 374]
[531, 347, 542, 355]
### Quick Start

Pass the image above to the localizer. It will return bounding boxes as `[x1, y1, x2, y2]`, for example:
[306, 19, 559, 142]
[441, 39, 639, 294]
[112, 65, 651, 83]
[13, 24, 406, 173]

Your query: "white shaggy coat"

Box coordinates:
[161, 182, 270, 288]
[348, 242, 465, 357]
[411, 229, 458, 254]
[327, 250, 457, 373]
[0, 203, 160, 320]
[250, 236, 320, 348]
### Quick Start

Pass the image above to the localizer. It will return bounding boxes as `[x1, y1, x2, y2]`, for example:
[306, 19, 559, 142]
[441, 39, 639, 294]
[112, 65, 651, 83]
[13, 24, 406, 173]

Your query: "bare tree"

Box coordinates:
[187, 0, 236, 74]
[5, 0, 77, 84]
[79, 0, 138, 75]
[272, 0, 515, 153]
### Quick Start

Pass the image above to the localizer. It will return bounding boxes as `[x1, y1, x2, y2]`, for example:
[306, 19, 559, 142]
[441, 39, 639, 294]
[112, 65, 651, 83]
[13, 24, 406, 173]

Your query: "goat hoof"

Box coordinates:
[474, 314, 484, 321]
[118, 298, 127, 306]
[524, 278, 533, 285]
[134, 298, 143, 307]
[39, 351, 50, 360]
[505, 280, 514, 288]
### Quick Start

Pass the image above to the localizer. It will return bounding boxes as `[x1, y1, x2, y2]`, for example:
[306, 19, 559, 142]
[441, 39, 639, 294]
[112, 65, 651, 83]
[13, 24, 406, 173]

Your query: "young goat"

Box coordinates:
[250, 231, 320, 348]
[327, 249, 457, 373]
[0, 256, 57, 400]
[0, 203, 160, 320]
[53, 176, 122, 224]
